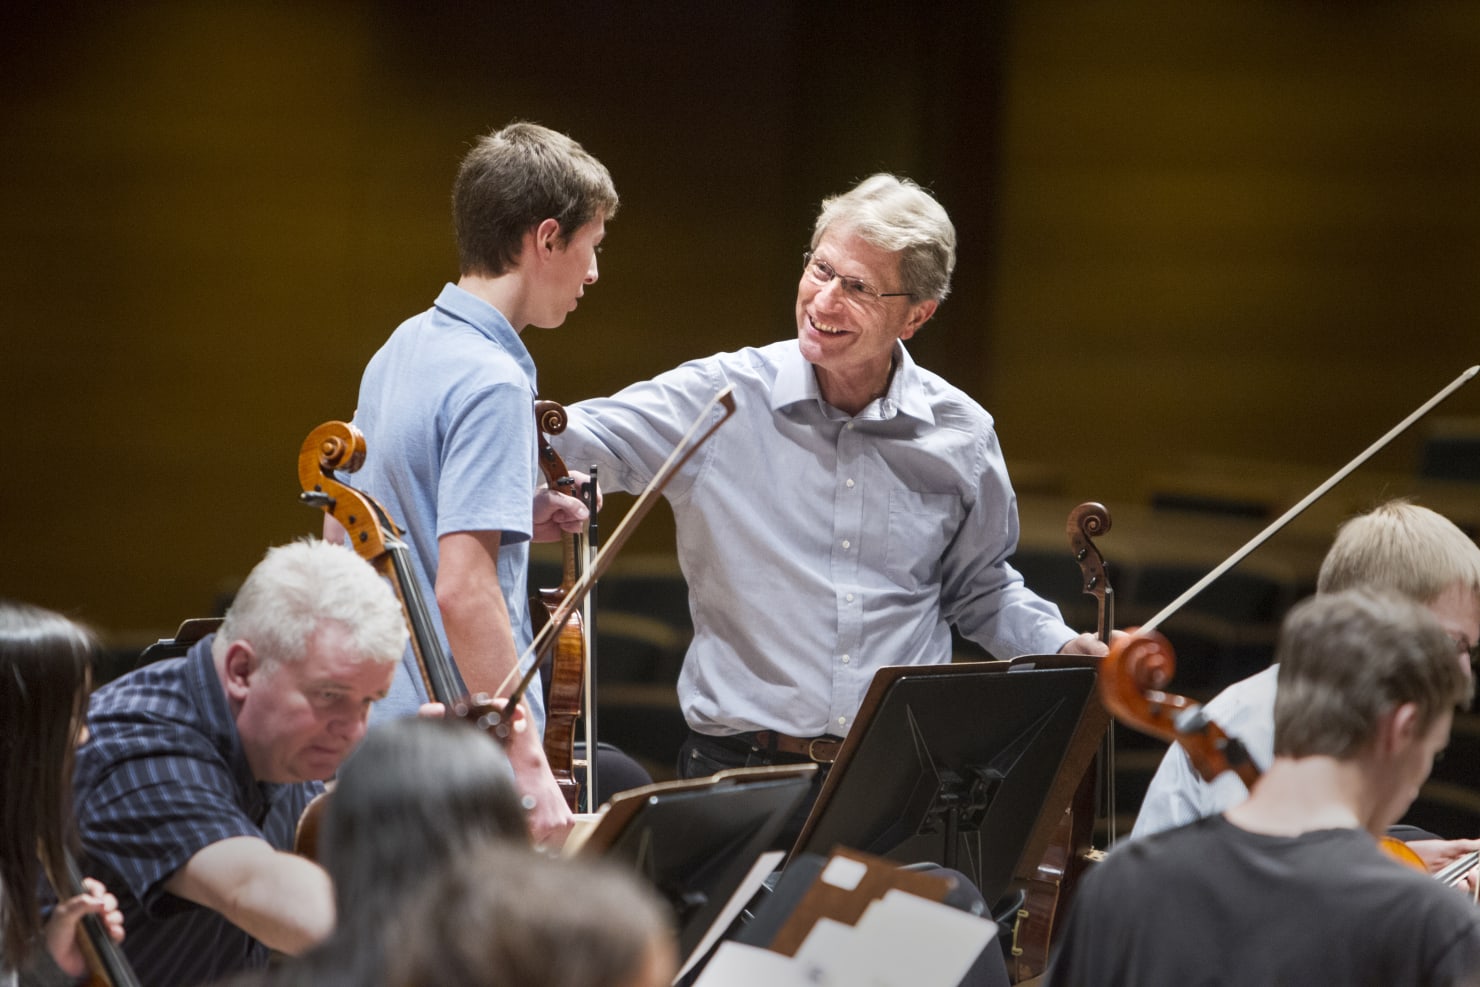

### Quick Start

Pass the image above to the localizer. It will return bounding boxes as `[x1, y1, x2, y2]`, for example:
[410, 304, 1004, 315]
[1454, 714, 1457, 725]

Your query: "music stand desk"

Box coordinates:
[790, 660, 1097, 909]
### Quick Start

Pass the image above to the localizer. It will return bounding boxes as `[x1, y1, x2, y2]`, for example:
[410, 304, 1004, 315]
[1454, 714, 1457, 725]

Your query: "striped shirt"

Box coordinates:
[72, 635, 321, 987]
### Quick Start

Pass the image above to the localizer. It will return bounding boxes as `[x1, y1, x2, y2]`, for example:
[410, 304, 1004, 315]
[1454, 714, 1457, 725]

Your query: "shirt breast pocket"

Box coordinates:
[885, 490, 961, 591]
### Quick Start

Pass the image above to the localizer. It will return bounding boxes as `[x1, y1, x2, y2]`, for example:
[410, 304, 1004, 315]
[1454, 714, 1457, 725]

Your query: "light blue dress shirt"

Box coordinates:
[556, 339, 1076, 737]
[1128, 664, 1277, 839]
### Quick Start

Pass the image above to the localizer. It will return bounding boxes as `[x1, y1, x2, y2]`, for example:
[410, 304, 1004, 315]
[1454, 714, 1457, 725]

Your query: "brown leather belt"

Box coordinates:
[749, 730, 844, 764]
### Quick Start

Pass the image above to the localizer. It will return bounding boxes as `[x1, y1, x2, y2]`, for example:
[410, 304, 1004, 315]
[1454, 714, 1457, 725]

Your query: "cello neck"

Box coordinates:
[60, 849, 141, 987]
[382, 535, 463, 706]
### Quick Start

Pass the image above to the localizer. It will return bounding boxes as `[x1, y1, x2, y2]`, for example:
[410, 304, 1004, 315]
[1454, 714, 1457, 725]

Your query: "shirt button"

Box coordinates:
[837, 716, 847, 726]
[846, 478, 855, 488]
[842, 654, 851, 664]
[845, 423, 854, 431]
[841, 539, 851, 550]
[845, 593, 855, 602]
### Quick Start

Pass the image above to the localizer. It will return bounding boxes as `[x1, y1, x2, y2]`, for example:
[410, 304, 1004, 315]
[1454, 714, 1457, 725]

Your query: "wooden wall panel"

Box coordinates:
[2, 1, 1477, 640]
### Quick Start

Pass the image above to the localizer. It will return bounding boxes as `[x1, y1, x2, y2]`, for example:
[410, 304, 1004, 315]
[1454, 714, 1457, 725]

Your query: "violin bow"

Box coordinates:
[582, 466, 600, 812]
[1103, 365, 1478, 771]
[488, 385, 738, 726]
[1139, 365, 1477, 638]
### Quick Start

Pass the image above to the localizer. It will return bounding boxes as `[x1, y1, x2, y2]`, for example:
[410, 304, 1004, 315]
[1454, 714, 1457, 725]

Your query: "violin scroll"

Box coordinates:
[536, 399, 569, 439]
[1067, 502, 1113, 643]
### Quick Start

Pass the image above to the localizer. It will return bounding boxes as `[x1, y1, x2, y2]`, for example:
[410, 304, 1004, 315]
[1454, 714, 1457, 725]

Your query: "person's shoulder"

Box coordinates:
[907, 359, 993, 429]
[379, 298, 528, 381]
[88, 654, 195, 721]
[1112, 814, 1235, 870]
[83, 654, 227, 768]
[1203, 664, 1280, 716]
[653, 341, 791, 394]
[686, 340, 791, 372]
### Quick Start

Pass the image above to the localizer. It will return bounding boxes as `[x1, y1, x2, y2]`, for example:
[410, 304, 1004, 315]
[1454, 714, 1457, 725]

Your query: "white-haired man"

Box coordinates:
[72, 540, 407, 987]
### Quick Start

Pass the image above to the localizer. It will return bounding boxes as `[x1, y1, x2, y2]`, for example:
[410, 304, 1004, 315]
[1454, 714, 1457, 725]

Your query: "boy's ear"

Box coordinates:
[534, 217, 563, 255]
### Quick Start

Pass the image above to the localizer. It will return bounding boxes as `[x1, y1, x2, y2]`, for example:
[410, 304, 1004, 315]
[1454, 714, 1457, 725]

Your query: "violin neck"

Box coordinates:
[1099, 589, 1115, 646]
[562, 529, 584, 592]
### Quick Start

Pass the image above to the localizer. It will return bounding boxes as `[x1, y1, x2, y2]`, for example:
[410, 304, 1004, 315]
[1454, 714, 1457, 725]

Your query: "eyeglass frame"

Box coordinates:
[1450, 633, 1480, 670]
[801, 250, 914, 302]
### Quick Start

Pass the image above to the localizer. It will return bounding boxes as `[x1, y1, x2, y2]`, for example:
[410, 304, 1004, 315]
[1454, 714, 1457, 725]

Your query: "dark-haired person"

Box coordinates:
[1046, 589, 1480, 986]
[330, 121, 618, 847]
[0, 600, 124, 987]
[386, 843, 675, 987]
[213, 715, 529, 987]
[72, 540, 407, 987]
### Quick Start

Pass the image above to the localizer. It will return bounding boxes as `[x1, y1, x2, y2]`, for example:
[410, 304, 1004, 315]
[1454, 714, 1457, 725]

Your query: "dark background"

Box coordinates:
[5, 1, 1479, 827]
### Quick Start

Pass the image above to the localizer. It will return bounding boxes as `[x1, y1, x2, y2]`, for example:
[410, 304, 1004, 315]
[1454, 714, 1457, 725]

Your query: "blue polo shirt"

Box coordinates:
[351, 284, 545, 728]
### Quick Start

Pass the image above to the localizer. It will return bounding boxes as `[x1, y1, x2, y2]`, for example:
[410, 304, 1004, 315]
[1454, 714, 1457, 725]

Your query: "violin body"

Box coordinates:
[1009, 785, 1104, 981]
[531, 399, 589, 813]
[531, 583, 584, 811]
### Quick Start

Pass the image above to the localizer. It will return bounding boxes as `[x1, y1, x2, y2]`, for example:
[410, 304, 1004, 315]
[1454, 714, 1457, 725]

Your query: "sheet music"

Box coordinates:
[692, 885, 996, 987]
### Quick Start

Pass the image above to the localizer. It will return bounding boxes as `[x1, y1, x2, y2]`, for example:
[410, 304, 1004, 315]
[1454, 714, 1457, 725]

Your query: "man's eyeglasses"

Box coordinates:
[802, 251, 913, 302]
[1452, 634, 1480, 669]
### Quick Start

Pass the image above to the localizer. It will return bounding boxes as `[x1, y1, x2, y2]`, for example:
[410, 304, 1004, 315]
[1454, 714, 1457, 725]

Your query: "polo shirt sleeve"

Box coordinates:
[436, 380, 539, 542]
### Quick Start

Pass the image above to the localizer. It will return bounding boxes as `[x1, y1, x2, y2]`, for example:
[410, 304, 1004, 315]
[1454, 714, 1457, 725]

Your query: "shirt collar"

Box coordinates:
[772, 339, 936, 426]
[432, 282, 538, 389]
[187, 634, 296, 815]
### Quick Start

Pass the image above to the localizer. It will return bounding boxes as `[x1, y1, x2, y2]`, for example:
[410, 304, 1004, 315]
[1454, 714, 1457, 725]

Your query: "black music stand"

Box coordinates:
[789, 661, 1096, 908]
[576, 765, 816, 962]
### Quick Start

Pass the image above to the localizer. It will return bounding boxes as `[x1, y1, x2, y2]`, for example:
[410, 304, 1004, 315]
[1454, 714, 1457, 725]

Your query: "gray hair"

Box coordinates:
[1274, 588, 1472, 759]
[213, 540, 406, 669]
[810, 173, 957, 302]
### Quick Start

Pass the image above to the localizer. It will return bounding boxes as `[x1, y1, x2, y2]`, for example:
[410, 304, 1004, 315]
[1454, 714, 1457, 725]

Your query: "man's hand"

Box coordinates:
[45, 877, 124, 978]
[532, 488, 589, 542]
[1058, 630, 1128, 657]
[1406, 837, 1480, 893]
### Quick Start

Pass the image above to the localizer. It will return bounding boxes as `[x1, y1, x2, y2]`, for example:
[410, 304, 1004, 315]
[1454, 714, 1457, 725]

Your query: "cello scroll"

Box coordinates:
[1099, 632, 1260, 790]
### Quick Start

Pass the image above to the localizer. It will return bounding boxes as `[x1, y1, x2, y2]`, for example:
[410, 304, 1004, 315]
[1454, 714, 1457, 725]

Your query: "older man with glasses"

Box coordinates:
[553, 174, 1106, 846]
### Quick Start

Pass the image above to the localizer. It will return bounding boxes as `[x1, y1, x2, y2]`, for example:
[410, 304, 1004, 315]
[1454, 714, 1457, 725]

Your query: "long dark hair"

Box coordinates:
[319, 716, 528, 915]
[0, 599, 95, 970]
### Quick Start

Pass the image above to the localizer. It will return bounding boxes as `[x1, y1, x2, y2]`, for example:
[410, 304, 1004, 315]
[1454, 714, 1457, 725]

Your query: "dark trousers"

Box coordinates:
[678, 730, 831, 851]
